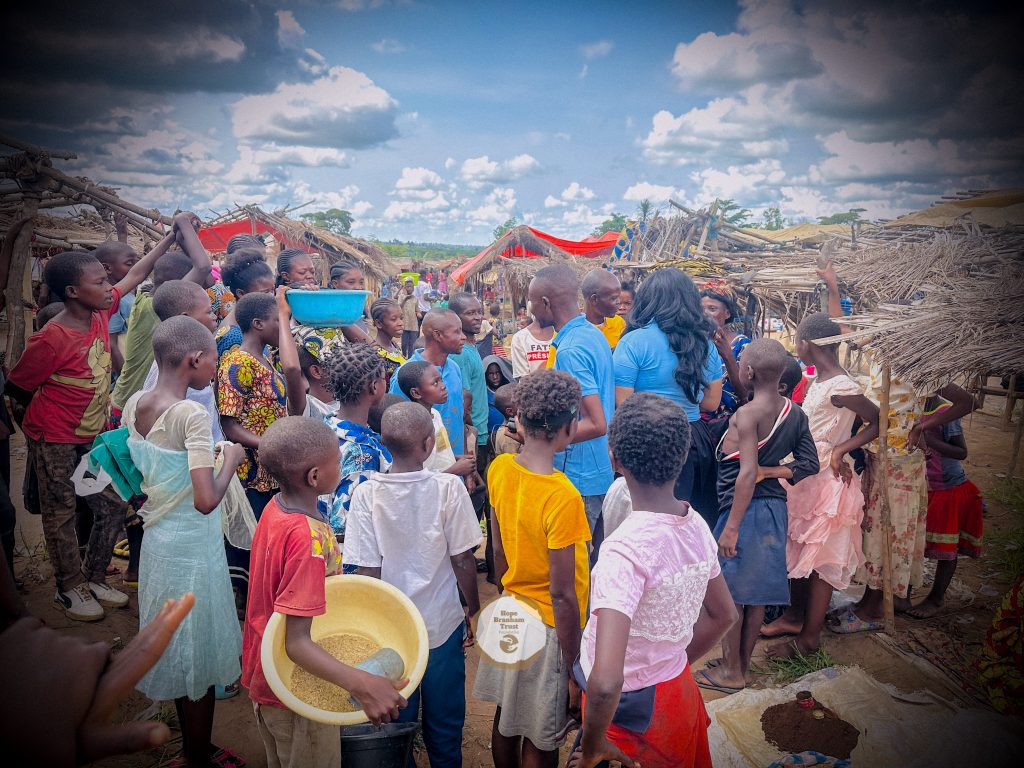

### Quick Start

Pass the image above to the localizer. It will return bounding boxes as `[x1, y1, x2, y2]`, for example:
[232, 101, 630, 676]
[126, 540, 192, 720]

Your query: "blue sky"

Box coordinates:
[2, 0, 1021, 243]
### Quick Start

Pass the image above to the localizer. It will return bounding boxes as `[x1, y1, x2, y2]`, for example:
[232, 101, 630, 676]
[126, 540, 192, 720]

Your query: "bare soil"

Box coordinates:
[7, 398, 1021, 767]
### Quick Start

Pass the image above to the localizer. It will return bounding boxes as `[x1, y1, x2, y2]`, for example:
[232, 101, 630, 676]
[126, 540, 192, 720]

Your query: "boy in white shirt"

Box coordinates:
[346, 401, 482, 768]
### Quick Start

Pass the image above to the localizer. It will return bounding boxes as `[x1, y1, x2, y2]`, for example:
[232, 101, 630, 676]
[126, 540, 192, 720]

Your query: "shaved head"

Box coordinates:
[420, 308, 465, 355]
[528, 265, 580, 329]
[581, 268, 621, 320]
[741, 338, 790, 384]
[580, 268, 619, 298]
[421, 308, 459, 335]
[381, 401, 434, 457]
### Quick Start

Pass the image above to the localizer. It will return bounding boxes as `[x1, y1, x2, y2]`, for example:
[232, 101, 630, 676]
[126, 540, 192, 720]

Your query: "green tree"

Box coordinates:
[493, 217, 518, 240]
[300, 208, 353, 236]
[715, 198, 752, 227]
[592, 212, 628, 236]
[817, 208, 866, 225]
[636, 198, 654, 223]
[762, 205, 784, 230]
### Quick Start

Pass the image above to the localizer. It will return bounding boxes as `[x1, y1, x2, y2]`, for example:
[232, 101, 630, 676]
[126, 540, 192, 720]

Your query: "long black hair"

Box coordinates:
[626, 268, 715, 404]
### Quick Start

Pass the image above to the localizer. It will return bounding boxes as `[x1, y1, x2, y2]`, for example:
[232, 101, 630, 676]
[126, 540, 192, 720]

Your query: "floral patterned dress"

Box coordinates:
[216, 349, 287, 493]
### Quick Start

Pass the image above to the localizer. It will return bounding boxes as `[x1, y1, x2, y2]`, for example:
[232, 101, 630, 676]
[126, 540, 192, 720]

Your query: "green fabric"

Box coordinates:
[88, 427, 144, 505]
[448, 343, 488, 445]
[111, 292, 157, 409]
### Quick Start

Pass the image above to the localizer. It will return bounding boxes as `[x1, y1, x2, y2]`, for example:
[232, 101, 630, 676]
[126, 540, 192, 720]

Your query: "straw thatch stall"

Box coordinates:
[200, 204, 397, 287]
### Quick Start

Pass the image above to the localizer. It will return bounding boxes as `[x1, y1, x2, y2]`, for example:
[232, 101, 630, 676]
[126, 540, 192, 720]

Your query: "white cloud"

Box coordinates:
[544, 195, 564, 209]
[467, 187, 517, 225]
[351, 201, 375, 217]
[580, 40, 614, 59]
[459, 153, 540, 188]
[276, 10, 305, 50]
[371, 38, 405, 54]
[232, 66, 399, 149]
[144, 29, 245, 65]
[671, 30, 819, 89]
[623, 182, 681, 202]
[394, 166, 444, 191]
[250, 144, 351, 168]
[560, 182, 595, 201]
[689, 159, 786, 203]
[444, 157, 456, 170]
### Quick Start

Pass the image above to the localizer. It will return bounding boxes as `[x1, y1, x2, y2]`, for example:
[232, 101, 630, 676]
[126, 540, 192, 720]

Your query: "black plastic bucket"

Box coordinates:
[340, 721, 420, 768]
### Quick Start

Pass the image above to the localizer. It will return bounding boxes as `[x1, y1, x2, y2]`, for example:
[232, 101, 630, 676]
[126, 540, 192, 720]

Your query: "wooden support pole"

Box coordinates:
[1009, 404, 1023, 478]
[4, 196, 39, 365]
[1002, 374, 1018, 432]
[878, 364, 896, 635]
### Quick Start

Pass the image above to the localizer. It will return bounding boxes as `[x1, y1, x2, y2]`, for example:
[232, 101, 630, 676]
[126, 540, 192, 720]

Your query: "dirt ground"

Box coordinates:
[7, 396, 1022, 767]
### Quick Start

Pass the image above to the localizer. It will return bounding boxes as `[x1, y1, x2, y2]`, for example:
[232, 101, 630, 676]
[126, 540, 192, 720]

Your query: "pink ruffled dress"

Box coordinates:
[785, 374, 865, 590]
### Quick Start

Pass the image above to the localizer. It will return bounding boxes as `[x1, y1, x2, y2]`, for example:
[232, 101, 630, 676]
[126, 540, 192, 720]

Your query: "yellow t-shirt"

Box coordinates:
[598, 314, 626, 350]
[487, 453, 591, 628]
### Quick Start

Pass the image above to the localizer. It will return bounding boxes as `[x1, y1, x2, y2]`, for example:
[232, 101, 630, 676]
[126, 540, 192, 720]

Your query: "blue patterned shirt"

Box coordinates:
[320, 418, 392, 536]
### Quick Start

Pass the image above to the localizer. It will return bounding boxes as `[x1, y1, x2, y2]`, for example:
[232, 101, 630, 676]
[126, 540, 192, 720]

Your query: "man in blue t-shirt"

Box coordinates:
[528, 266, 614, 554]
[389, 309, 467, 453]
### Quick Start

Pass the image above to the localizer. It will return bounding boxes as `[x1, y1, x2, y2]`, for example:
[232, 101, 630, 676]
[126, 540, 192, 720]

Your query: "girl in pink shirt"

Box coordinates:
[570, 393, 737, 768]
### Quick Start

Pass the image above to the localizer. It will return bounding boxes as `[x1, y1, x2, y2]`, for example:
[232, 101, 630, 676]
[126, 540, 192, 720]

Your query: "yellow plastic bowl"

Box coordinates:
[260, 574, 429, 725]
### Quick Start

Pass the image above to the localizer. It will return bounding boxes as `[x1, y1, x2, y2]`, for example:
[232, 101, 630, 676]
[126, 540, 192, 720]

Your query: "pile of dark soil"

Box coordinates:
[761, 699, 860, 760]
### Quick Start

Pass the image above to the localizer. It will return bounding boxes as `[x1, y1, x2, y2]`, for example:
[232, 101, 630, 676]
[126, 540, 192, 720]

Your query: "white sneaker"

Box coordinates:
[87, 580, 129, 608]
[54, 584, 104, 622]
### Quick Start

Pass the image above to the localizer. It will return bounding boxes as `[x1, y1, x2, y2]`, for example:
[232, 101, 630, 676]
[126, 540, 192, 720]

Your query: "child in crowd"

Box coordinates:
[762, 314, 880, 658]
[779, 354, 804, 402]
[5, 243, 170, 622]
[216, 248, 275, 359]
[242, 417, 408, 768]
[369, 393, 405, 435]
[617, 283, 634, 319]
[217, 292, 287, 604]
[123, 317, 245, 768]
[698, 340, 819, 694]
[111, 214, 212, 424]
[907, 399, 984, 619]
[570, 393, 737, 768]
[319, 342, 390, 539]
[95, 238, 138, 376]
[276, 288, 339, 422]
[399, 278, 421, 358]
[483, 355, 514, 435]
[396, 361, 476, 477]
[368, 297, 406, 385]
[489, 383, 522, 457]
[474, 369, 592, 767]
[509, 313, 554, 379]
[347, 402, 482, 768]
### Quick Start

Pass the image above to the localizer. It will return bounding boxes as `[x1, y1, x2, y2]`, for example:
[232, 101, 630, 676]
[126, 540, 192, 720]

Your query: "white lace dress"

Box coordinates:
[579, 509, 720, 692]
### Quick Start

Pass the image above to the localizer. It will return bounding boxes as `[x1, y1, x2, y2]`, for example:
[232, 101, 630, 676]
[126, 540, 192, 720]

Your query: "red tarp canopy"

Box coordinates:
[197, 219, 315, 255]
[451, 226, 618, 285]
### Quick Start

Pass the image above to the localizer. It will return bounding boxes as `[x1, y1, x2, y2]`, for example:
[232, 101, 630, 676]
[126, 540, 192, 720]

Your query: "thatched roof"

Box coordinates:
[203, 205, 397, 281]
[0, 209, 149, 254]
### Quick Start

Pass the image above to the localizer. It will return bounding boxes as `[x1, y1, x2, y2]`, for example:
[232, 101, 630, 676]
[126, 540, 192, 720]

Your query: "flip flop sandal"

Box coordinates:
[113, 539, 130, 558]
[694, 669, 743, 695]
[828, 608, 884, 634]
[105, 564, 120, 576]
[216, 681, 240, 700]
[210, 747, 246, 767]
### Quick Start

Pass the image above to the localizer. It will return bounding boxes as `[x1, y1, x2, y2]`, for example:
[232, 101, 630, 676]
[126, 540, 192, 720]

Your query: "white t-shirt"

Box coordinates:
[424, 409, 457, 472]
[345, 470, 483, 648]
[142, 360, 223, 443]
[414, 282, 432, 313]
[510, 327, 552, 379]
[601, 476, 633, 539]
[303, 393, 338, 423]
[581, 509, 720, 691]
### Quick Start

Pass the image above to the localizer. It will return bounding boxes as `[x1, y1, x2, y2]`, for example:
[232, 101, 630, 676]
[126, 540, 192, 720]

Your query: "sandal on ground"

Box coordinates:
[122, 571, 139, 588]
[694, 669, 743, 695]
[216, 681, 240, 700]
[828, 608, 884, 634]
[210, 747, 246, 767]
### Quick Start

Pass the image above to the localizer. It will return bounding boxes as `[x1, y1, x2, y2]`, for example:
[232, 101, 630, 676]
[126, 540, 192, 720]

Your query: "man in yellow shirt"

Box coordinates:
[581, 268, 625, 349]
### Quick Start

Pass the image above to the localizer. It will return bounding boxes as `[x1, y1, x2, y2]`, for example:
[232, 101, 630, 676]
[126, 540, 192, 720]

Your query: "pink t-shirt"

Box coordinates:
[580, 509, 720, 691]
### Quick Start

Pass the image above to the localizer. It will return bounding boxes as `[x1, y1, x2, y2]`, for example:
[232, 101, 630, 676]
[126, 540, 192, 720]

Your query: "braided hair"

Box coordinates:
[275, 248, 313, 287]
[226, 233, 264, 255]
[322, 342, 386, 405]
[222, 247, 273, 295]
[513, 369, 581, 440]
[329, 255, 364, 289]
[627, 268, 715, 404]
[369, 297, 399, 324]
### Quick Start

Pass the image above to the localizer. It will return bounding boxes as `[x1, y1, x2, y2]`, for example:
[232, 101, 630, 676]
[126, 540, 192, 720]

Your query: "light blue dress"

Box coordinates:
[124, 396, 241, 701]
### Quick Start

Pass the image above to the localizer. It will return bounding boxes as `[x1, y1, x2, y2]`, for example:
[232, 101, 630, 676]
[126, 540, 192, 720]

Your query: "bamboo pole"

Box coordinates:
[1009, 404, 1023, 478]
[878, 364, 896, 634]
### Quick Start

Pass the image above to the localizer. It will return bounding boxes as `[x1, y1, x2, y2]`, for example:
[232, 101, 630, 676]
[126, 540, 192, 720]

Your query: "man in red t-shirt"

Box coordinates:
[6, 226, 186, 622]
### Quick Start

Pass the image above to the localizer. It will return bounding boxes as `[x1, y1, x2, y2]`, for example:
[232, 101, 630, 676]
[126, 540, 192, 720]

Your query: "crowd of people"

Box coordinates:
[0, 224, 987, 768]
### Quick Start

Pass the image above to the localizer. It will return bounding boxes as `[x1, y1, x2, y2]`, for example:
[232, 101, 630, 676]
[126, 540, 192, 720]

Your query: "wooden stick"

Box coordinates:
[1010, 402, 1023, 478]
[0, 133, 77, 160]
[878, 364, 896, 635]
[4, 196, 38, 365]
[1002, 374, 1018, 432]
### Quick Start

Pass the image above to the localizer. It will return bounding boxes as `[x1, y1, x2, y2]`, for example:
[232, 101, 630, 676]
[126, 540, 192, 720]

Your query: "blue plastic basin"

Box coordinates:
[286, 289, 369, 326]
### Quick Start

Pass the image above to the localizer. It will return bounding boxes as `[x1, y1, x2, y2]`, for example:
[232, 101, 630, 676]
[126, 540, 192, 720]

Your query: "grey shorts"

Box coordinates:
[472, 622, 569, 751]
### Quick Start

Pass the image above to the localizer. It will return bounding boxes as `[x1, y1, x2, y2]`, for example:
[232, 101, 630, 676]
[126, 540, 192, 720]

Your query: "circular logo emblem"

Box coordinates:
[475, 594, 547, 669]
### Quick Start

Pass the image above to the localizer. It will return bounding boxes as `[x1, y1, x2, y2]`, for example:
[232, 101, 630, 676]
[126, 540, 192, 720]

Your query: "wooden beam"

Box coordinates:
[33, 165, 169, 233]
[1002, 374, 1018, 432]
[4, 196, 38, 365]
[878, 364, 896, 635]
[1010, 403, 1023, 478]
[0, 133, 77, 160]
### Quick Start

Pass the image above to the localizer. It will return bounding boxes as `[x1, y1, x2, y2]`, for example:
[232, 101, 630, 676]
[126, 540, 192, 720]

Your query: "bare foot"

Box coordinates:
[760, 617, 802, 638]
[765, 638, 819, 660]
[906, 600, 943, 619]
[894, 595, 914, 614]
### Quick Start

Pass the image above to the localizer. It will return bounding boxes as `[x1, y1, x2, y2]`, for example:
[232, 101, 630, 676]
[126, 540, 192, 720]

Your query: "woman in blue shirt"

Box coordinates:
[612, 268, 724, 526]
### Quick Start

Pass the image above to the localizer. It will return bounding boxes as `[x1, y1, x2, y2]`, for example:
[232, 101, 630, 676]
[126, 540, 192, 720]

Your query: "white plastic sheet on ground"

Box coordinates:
[707, 666, 1024, 768]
